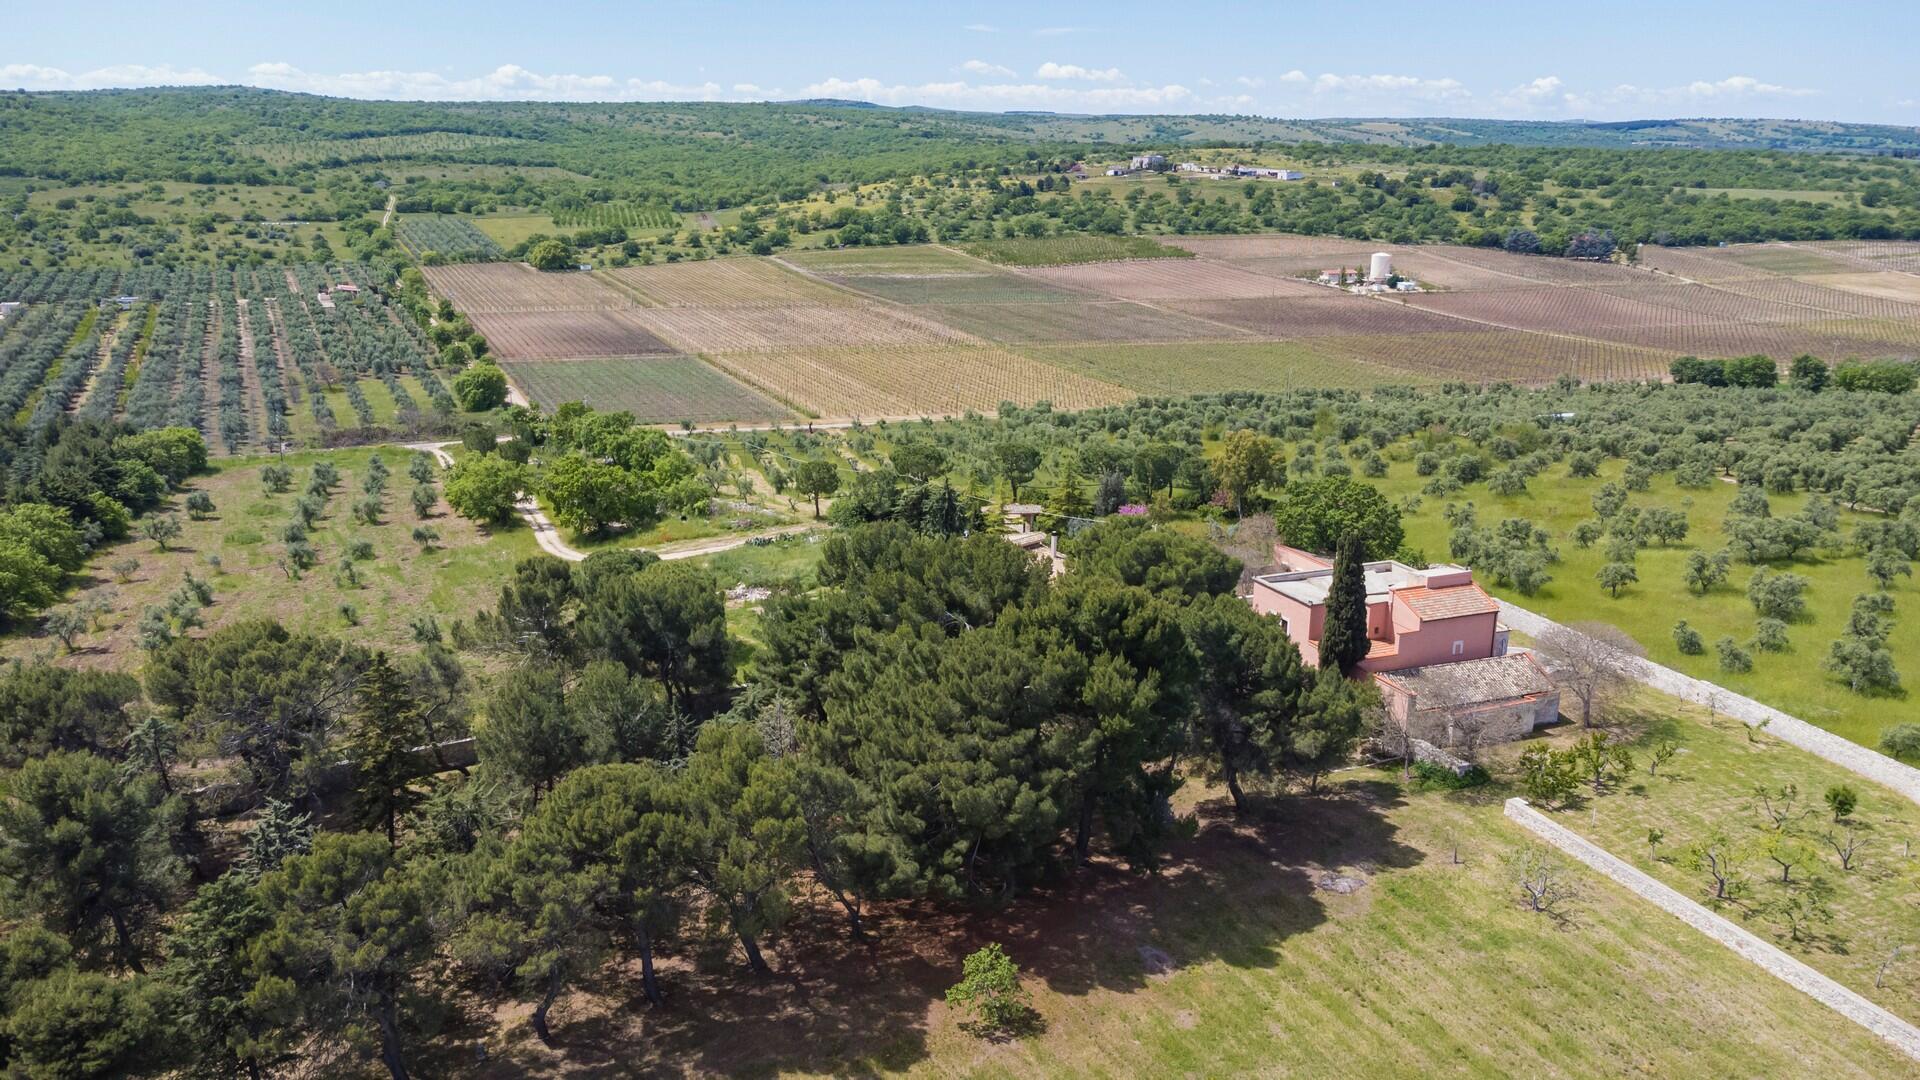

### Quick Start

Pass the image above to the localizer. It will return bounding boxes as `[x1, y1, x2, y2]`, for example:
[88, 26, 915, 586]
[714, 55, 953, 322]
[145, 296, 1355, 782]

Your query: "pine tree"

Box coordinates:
[1317, 533, 1370, 675]
[1049, 454, 1090, 519]
[241, 797, 314, 878]
[344, 653, 427, 845]
[1093, 470, 1129, 516]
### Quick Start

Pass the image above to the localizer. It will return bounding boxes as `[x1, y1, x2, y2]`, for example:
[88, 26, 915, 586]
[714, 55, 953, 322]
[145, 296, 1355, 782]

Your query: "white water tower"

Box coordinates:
[1368, 251, 1393, 282]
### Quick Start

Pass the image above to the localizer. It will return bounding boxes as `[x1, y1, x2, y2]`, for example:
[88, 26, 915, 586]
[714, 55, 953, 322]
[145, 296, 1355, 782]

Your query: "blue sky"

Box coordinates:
[7, 0, 1918, 123]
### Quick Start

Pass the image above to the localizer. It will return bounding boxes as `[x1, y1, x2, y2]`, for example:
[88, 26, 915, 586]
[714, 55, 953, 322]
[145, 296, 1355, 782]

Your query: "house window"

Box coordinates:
[1279, 617, 1291, 637]
[1451, 640, 1465, 656]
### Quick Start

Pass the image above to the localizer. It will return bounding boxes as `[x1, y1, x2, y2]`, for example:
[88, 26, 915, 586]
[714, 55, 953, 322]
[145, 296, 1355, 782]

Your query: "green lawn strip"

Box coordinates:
[1524, 688, 1920, 1023]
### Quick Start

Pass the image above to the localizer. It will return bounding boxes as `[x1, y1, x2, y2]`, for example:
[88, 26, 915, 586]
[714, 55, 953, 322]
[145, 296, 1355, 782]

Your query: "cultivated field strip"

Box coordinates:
[818, 271, 1077, 306]
[1306, 330, 1675, 383]
[704, 345, 1130, 418]
[603, 259, 852, 307]
[1021, 340, 1439, 395]
[422, 263, 635, 312]
[500, 356, 791, 423]
[1027, 259, 1327, 300]
[919, 301, 1245, 344]
[627, 303, 970, 351]
[1167, 296, 1467, 337]
[467, 309, 679, 359]
[1400, 288, 1719, 332]
[1802, 240, 1920, 274]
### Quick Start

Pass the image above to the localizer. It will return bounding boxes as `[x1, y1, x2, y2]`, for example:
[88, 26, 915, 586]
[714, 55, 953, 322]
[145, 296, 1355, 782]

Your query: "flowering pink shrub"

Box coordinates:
[1117, 503, 1149, 516]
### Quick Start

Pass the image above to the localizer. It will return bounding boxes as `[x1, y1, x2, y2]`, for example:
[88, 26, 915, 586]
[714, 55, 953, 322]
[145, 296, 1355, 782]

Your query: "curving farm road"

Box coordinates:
[406, 441, 819, 563]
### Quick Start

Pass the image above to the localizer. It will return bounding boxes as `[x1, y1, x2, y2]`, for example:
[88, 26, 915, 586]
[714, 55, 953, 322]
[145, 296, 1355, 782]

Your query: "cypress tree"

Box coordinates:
[1317, 534, 1370, 676]
[345, 652, 427, 845]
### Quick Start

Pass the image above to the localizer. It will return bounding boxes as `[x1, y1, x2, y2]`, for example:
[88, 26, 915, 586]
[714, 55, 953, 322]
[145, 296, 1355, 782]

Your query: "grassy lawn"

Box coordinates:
[1371, 453, 1916, 749]
[3, 447, 537, 665]
[464, 770, 1920, 1077]
[1514, 690, 1920, 1024]
[472, 212, 563, 250]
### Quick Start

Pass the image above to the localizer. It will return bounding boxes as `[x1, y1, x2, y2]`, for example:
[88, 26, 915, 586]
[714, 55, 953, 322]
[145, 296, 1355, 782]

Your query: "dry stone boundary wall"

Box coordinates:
[1496, 600, 1920, 807]
[1504, 797, 1920, 1063]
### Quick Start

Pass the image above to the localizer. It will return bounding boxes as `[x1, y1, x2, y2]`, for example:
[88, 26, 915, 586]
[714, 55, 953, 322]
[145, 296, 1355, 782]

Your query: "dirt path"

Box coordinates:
[380, 193, 397, 229]
[261, 299, 303, 409]
[234, 298, 271, 445]
[406, 441, 815, 563]
[69, 310, 127, 414]
[198, 298, 222, 441]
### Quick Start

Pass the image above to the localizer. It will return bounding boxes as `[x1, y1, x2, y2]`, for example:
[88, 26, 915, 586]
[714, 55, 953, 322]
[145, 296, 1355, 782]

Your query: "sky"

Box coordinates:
[6, 0, 1918, 124]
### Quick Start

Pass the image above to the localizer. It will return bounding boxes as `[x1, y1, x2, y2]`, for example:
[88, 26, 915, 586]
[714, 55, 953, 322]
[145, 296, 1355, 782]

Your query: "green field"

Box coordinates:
[472, 212, 570, 251]
[500, 356, 792, 423]
[1023, 340, 1437, 394]
[962, 234, 1194, 266]
[477, 766, 1920, 1077]
[4, 447, 538, 667]
[1526, 690, 1920, 1023]
[1374, 454, 1917, 748]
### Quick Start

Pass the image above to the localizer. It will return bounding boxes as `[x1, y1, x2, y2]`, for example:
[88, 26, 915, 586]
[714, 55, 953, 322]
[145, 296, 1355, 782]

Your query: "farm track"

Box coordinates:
[234, 298, 272, 445]
[262, 299, 302, 409]
[195, 299, 221, 441]
[68, 311, 125, 415]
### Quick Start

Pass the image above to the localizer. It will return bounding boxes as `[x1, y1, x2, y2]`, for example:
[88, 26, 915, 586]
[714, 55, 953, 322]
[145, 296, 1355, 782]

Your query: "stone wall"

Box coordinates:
[1504, 797, 1920, 1063]
[1497, 600, 1920, 808]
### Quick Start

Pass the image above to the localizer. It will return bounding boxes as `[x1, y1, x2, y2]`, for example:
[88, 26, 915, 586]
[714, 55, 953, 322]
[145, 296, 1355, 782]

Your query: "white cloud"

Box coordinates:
[1560, 74, 1817, 115]
[1492, 75, 1567, 112]
[1279, 70, 1309, 84]
[960, 59, 1015, 78]
[963, 23, 997, 33]
[1235, 76, 1265, 89]
[1032, 26, 1079, 36]
[244, 62, 729, 101]
[801, 75, 1193, 111]
[0, 62, 222, 90]
[1899, 98, 1919, 109]
[1308, 72, 1472, 104]
[1035, 62, 1123, 82]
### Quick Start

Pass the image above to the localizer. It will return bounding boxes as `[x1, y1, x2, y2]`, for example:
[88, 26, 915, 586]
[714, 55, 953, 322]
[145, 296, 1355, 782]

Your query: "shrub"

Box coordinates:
[1408, 761, 1491, 791]
[1752, 618, 1789, 653]
[945, 943, 1035, 1038]
[1716, 636, 1753, 674]
[1672, 620, 1704, 655]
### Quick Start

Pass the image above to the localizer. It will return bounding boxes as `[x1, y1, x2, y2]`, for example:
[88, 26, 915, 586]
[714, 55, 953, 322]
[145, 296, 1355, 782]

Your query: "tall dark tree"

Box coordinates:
[0, 751, 183, 974]
[1180, 593, 1308, 813]
[577, 561, 732, 715]
[248, 833, 431, 1080]
[162, 872, 281, 1079]
[1317, 534, 1371, 676]
[674, 722, 803, 976]
[344, 653, 427, 846]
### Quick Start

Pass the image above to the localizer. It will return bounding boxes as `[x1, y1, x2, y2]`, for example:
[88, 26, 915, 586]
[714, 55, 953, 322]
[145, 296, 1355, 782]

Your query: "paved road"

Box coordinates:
[406, 441, 820, 563]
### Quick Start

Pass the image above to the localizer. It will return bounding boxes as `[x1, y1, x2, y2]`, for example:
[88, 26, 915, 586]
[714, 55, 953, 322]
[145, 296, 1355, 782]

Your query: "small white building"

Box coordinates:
[1368, 252, 1394, 282]
[1130, 153, 1168, 171]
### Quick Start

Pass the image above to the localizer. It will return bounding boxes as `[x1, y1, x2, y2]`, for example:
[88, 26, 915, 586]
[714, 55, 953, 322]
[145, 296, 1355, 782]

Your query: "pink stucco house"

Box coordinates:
[1247, 545, 1557, 749]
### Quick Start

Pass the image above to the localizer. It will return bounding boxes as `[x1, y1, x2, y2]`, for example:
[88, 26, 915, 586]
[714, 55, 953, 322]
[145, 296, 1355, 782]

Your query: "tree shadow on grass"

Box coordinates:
[462, 778, 1420, 1078]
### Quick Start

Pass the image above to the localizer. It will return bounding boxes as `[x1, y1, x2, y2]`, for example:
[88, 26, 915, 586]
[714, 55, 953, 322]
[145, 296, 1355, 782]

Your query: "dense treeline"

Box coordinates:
[3, 375, 1920, 1073]
[0, 508, 1372, 1076]
[7, 88, 1920, 270]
